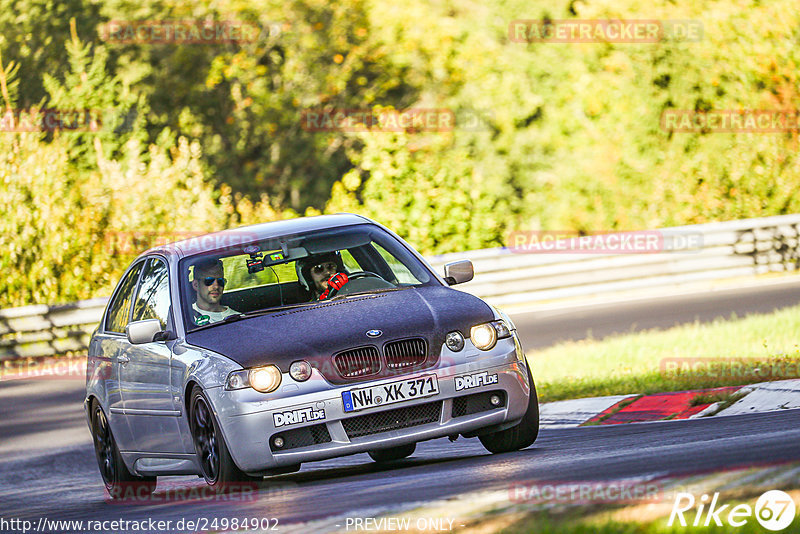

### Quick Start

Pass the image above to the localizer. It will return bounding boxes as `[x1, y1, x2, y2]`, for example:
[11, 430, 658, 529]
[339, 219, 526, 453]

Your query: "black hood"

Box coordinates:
[185, 285, 494, 384]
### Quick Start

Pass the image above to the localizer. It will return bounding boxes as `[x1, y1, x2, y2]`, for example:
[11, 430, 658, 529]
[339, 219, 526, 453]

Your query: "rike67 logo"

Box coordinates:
[669, 490, 796, 531]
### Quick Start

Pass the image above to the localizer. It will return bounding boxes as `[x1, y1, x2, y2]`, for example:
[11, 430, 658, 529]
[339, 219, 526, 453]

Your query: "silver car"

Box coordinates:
[86, 214, 538, 496]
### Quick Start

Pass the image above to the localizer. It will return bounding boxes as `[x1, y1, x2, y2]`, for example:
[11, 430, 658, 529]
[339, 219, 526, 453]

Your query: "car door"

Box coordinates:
[121, 256, 184, 453]
[101, 260, 145, 452]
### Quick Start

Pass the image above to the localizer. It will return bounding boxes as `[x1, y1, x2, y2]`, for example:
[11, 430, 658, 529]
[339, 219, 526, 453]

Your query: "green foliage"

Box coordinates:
[41, 20, 146, 168]
[0, 29, 281, 307]
[327, 0, 800, 250]
[327, 131, 519, 255]
[0, 0, 104, 107]
[3, 0, 800, 304]
[96, 0, 418, 210]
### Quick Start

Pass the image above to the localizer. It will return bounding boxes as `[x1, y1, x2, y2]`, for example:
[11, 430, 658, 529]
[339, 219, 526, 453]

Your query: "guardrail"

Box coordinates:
[428, 214, 800, 306]
[2, 214, 799, 361]
[0, 298, 108, 361]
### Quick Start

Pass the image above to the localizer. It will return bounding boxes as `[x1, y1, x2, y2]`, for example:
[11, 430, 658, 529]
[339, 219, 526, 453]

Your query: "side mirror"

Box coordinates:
[443, 259, 474, 285]
[126, 319, 168, 344]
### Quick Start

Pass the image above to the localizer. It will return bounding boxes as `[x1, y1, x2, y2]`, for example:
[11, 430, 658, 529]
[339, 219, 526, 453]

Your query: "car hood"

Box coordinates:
[185, 285, 494, 378]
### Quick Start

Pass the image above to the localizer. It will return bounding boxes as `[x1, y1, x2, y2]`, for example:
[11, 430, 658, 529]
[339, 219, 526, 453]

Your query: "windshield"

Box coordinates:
[179, 223, 436, 330]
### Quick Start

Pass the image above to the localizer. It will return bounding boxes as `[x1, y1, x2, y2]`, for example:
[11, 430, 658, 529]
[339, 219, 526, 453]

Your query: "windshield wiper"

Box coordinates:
[328, 286, 409, 300]
[241, 302, 317, 316]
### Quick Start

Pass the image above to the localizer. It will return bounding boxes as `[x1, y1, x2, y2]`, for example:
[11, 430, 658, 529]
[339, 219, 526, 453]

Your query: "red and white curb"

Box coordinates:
[539, 379, 800, 428]
[714, 379, 800, 416]
[539, 395, 636, 428]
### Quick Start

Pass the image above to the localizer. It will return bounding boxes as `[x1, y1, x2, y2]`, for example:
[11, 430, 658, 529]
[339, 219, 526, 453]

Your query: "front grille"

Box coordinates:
[384, 338, 427, 370]
[271, 423, 331, 452]
[452, 390, 506, 418]
[334, 346, 381, 378]
[342, 401, 442, 439]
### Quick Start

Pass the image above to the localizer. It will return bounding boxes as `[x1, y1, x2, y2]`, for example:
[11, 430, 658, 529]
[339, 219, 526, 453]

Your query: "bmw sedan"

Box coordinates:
[86, 213, 538, 496]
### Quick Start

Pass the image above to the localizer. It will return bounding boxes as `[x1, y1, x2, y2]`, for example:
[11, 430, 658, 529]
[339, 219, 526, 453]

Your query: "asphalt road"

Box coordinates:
[2, 278, 800, 532]
[2, 409, 799, 530]
[512, 278, 800, 349]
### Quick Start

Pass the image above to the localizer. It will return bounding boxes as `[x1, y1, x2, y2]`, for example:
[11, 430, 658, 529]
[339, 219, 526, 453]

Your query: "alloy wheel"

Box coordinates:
[93, 405, 116, 488]
[192, 396, 220, 483]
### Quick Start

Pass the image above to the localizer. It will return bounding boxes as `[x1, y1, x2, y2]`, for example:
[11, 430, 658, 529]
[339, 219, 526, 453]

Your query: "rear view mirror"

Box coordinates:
[126, 319, 165, 344]
[443, 260, 474, 285]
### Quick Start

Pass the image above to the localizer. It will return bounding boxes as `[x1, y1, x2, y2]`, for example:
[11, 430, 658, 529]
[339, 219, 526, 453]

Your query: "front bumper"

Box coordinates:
[206, 335, 533, 474]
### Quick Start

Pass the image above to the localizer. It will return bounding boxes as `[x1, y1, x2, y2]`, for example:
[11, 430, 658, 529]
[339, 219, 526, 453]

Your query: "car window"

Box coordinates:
[132, 257, 171, 330]
[179, 224, 436, 329]
[340, 249, 361, 271]
[372, 243, 417, 284]
[219, 252, 297, 291]
[106, 261, 144, 333]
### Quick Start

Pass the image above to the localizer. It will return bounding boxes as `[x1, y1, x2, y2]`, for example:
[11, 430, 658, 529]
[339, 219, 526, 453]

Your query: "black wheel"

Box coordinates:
[479, 365, 540, 454]
[368, 443, 416, 462]
[190, 386, 260, 488]
[91, 402, 156, 499]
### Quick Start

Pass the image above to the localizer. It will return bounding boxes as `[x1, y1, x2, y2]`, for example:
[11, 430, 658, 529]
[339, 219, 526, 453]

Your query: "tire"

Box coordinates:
[368, 443, 416, 463]
[91, 402, 156, 500]
[479, 365, 540, 454]
[189, 386, 260, 489]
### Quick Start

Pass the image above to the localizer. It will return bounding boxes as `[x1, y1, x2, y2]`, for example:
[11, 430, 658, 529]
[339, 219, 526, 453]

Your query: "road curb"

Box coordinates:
[539, 379, 800, 428]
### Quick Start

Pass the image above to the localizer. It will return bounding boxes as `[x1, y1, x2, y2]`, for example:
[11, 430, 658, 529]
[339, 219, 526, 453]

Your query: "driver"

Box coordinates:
[191, 258, 239, 325]
[295, 252, 349, 301]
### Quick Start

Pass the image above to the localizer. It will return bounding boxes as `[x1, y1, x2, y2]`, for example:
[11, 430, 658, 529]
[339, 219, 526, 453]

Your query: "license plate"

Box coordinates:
[342, 374, 439, 412]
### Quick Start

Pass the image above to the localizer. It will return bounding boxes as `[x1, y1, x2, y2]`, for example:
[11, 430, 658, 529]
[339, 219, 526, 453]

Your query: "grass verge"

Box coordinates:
[466, 486, 800, 534]
[492, 510, 800, 534]
[529, 304, 800, 403]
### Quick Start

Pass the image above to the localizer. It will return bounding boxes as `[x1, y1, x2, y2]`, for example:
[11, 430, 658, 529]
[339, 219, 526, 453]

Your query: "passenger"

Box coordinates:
[191, 258, 239, 325]
[295, 252, 350, 300]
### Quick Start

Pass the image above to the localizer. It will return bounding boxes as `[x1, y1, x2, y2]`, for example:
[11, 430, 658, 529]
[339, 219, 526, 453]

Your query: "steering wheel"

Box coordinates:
[325, 271, 384, 299]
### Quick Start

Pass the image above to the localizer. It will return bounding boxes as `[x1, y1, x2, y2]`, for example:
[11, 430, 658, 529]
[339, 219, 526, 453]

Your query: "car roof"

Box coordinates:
[139, 213, 373, 262]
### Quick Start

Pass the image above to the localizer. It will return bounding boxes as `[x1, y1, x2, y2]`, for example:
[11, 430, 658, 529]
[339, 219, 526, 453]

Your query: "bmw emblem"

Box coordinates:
[366, 329, 382, 338]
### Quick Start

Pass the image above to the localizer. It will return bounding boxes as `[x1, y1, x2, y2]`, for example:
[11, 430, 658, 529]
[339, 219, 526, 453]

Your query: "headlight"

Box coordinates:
[445, 331, 465, 352]
[250, 366, 282, 392]
[225, 365, 282, 393]
[492, 319, 511, 339]
[490, 305, 517, 332]
[470, 320, 512, 351]
[289, 360, 312, 382]
[470, 324, 497, 350]
[226, 371, 248, 390]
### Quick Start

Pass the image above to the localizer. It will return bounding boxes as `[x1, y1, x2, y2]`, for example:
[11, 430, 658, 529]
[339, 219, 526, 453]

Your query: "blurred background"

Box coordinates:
[2, 0, 799, 308]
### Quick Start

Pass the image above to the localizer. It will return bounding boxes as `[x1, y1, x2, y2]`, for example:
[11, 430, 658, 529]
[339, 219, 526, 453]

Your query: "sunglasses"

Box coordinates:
[202, 277, 227, 287]
[311, 262, 337, 275]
